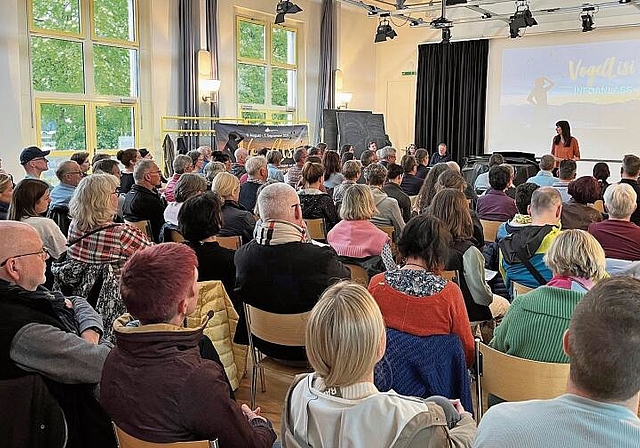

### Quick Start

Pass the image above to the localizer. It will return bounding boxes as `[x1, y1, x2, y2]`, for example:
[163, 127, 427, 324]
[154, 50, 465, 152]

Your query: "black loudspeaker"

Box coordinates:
[462, 152, 539, 189]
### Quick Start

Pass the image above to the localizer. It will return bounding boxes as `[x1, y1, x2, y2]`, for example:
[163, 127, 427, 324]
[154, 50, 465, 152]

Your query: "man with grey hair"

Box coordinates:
[122, 159, 166, 242]
[284, 147, 308, 187]
[499, 187, 563, 290]
[238, 155, 268, 212]
[527, 154, 557, 187]
[364, 163, 405, 237]
[429, 143, 451, 166]
[234, 183, 350, 361]
[588, 183, 640, 261]
[231, 148, 249, 179]
[377, 146, 397, 168]
[164, 154, 193, 203]
[49, 160, 83, 209]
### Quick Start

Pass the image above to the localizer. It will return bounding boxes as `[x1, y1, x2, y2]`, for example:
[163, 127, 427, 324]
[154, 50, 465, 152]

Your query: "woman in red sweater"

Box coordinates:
[367, 215, 475, 365]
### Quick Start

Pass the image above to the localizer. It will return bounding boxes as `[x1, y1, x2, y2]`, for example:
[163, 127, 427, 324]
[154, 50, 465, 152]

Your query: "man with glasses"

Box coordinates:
[0, 221, 115, 446]
[123, 159, 166, 243]
[49, 160, 83, 209]
[20, 145, 51, 181]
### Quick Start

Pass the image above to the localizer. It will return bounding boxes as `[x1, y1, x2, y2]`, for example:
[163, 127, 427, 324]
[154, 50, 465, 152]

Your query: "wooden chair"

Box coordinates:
[216, 235, 242, 251]
[441, 270, 459, 283]
[593, 199, 604, 213]
[346, 264, 369, 286]
[244, 304, 312, 409]
[376, 225, 395, 241]
[168, 229, 185, 243]
[125, 220, 153, 240]
[304, 218, 326, 241]
[479, 219, 502, 243]
[512, 281, 534, 298]
[474, 339, 569, 420]
[112, 423, 218, 447]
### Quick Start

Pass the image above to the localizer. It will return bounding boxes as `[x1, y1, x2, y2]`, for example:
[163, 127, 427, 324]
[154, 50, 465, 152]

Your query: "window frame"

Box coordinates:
[236, 15, 299, 123]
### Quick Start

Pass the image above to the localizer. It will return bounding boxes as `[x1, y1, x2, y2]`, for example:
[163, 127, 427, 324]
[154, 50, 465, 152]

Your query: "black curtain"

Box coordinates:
[206, 0, 219, 119]
[179, 0, 200, 149]
[414, 39, 489, 164]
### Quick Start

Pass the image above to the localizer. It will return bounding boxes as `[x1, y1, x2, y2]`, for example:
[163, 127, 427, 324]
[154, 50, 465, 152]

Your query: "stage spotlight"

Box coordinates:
[275, 0, 302, 24]
[581, 12, 595, 32]
[374, 18, 397, 43]
[508, 2, 538, 38]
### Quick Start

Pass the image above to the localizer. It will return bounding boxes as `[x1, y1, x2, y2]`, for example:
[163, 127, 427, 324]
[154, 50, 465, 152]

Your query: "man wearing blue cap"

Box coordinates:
[20, 146, 51, 181]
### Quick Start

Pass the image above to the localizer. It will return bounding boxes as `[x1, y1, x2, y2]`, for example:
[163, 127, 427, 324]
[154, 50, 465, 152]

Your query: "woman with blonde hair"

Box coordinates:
[491, 229, 606, 363]
[0, 173, 14, 219]
[67, 174, 151, 274]
[298, 161, 339, 231]
[211, 171, 256, 243]
[283, 281, 476, 447]
[327, 184, 396, 272]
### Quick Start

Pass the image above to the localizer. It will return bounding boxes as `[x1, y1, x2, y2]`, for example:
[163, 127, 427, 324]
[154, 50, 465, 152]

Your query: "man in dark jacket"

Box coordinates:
[383, 163, 412, 223]
[235, 183, 350, 361]
[0, 222, 115, 448]
[122, 159, 166, 242]
[101, 243, 277, 447]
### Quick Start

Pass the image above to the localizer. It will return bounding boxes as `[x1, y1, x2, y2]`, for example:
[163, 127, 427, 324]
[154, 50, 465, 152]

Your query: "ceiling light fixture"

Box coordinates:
[275, 0, 302, 25]
[374, 18, 397, 43]
[508, 1, 538, 38]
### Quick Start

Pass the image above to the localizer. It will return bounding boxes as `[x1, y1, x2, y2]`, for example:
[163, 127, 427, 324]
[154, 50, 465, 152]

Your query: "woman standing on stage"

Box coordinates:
[551, 120, 580, 166]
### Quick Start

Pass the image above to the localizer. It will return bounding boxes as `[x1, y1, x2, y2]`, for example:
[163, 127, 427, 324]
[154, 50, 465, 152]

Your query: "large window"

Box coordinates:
[236, 17, 298, 124]
[29, 0, 139, 182]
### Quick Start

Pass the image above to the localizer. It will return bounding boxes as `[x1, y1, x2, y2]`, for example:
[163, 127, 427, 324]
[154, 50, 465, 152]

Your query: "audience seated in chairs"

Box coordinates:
[593, 161, 611, 200]
[588, 183, 640, 261]
[100, 243, 277, 447]
[560, 176, 603, 230]
[211, 172, 256, 244]
[116, 148, 140, 195]
[332, 159, 361, 207]
[415, 163, 450, 214]
[414, 148, 430, 180]
[364, 163, 405, 237]
[491, 230, 606, 364]
[49, 160, 83, 210]
[327, 184, 396, 275]
[0, 221, 115, 448]
[298, 161, 340, 231]
[57, 174, 151, 340]
[266, 150, 284, 183]
[163, 154, 193, 203]
[179, 191, 237, 308]
[475, 277, 640, 447]
[234, 183, 350, 362]
[552, 159, 577, 203]
[282, 281, 476, 447]
[474, 153, 504, 193]
[383, 163, 412, 224]
[368, 215, 475, 366]
[162, 173, 207, 228]
[284, 147, 308, 188]
[9, 178, 67, 262]
[526, 154, 557, 187]
[476, 165, 518, 222]
[431, 189, 510, 330]
[122, 159, 166, 243]
[70, 151, 91, 176]
[0, 173, 13, 220]
[499, 187, 563, 291]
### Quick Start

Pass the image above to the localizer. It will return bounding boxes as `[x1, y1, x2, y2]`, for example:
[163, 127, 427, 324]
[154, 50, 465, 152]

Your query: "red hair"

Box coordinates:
[120, 243, 198, 323]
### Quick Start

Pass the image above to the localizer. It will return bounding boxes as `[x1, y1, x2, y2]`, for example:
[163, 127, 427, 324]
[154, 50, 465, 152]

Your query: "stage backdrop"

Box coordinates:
[214, 123, 309, 160]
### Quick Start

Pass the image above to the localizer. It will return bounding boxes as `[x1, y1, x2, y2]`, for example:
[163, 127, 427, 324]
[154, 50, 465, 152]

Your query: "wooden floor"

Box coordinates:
[235, 366, 295, 439]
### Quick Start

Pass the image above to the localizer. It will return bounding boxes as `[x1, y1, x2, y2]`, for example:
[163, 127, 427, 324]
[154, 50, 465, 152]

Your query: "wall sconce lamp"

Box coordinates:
[201, 79, 221, 103]
[336, 92, 353, 109]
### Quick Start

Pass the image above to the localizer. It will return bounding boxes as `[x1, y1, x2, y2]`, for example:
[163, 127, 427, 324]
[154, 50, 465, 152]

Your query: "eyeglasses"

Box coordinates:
[291, 203, 301, 209]
[31, 157, 48, 162]
[0, 247, 49, 267]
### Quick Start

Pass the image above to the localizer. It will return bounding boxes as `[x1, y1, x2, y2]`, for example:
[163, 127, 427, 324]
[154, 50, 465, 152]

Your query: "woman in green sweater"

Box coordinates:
[490, 230, 606, 363]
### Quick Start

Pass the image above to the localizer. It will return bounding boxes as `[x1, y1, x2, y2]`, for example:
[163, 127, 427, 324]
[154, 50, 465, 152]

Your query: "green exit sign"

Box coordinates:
[402, 70, 416, 76]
